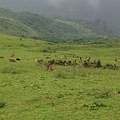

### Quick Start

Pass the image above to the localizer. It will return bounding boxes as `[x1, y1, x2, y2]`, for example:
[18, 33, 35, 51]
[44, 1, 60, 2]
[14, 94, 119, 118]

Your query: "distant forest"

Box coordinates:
[0, 7, 114, 43]
[0, 0, 120, 36]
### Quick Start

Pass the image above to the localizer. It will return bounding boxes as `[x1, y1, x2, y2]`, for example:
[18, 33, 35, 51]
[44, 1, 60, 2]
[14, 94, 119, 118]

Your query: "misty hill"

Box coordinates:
[0, 7, 112, 43]
[0, 17, 38, 37]
[0, 0, 120, 36]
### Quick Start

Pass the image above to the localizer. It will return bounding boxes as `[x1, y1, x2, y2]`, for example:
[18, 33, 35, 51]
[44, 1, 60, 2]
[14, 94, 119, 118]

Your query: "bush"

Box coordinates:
[83, 101, 106, 110]
[0, 102, 6, 108]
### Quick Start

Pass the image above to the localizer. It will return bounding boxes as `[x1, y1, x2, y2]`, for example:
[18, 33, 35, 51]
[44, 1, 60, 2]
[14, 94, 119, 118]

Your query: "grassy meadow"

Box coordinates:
[0, 34, 120, 120]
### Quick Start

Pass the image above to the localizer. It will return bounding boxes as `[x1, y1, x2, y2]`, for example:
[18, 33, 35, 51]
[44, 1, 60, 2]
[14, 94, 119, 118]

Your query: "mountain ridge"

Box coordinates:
[0, 7, 113, 43]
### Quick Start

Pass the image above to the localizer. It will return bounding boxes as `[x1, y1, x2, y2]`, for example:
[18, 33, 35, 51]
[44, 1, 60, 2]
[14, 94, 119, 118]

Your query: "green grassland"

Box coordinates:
[0, 34, 120, 120]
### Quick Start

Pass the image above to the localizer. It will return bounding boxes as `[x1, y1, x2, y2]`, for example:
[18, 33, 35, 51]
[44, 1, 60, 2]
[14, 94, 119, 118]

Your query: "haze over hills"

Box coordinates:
[0, 0, 120, 36]
[0, 7, 113, 43]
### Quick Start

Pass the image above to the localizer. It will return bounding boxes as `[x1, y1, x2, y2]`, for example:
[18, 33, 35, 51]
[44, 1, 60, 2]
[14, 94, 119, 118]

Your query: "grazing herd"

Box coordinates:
[0, 53, 21, 63]
[34, 54, 120, 70]
[0, 53, 120, 71]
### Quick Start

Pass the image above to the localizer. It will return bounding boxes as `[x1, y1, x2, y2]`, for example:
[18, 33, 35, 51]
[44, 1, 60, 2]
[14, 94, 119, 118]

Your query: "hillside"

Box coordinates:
[0, 0, 120, 36]
[0, 17, 38, 37]
[0, 34, 120, 120]
[0, 7, 113, 43]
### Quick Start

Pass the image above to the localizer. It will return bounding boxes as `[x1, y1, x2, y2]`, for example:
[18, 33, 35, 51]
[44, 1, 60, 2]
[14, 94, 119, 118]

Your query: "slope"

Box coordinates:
[0, 7, 113, 42]
[0, 34, 120, 120]
[0, 17, 38, 38]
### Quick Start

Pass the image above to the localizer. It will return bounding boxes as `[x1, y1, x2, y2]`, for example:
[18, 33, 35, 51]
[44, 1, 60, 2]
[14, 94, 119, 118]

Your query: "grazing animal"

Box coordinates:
[35, 59, 43, 64]
[0, 56, 4, 59]
[91, 58, 96, 61]
[10, 53, 15, 57]
[80, 57, 82, 61]
[43, 54, 51, 59]
[60, 55, 67, 59]
[115, 59, 120, 62]
[45, 61, 53, 71]
[46, 56, 50, 59]
[16, 58, 21, 60]
[9, 58, 16, 62]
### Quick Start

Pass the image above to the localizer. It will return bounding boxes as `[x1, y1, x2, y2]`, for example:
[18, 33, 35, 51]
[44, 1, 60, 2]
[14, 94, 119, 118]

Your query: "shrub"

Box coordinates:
[83, 101, 106, 110]
[0, 102, 6, 108]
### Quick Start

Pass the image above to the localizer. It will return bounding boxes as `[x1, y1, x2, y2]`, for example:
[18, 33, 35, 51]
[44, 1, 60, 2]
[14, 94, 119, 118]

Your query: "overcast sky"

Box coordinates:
[0, 0, 119, 21]
[0, 0, 100, 9]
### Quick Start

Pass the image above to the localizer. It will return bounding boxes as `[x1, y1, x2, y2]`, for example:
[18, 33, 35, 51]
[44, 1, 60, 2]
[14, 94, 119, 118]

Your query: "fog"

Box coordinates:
[0, 0, 120, 35]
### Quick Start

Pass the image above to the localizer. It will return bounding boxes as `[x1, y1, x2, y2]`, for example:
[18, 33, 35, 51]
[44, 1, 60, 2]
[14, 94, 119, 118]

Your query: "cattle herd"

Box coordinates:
[0, 53, 20, 63]
[0, 53, 120, 71]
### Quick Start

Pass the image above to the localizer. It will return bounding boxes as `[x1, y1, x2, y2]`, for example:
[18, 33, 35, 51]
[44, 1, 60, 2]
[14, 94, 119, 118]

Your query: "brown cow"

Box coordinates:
[10, 53, 15, 57]
[46, 56, 50, 59]
[9, 58, 16, 62]
[45, 61, 53, 71]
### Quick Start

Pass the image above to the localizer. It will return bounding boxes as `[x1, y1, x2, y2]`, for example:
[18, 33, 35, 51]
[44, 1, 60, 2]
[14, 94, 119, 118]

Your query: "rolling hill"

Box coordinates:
[0, 33, 120, 120]
[0, 17, 38, 37]
[0, 7, 113, 43]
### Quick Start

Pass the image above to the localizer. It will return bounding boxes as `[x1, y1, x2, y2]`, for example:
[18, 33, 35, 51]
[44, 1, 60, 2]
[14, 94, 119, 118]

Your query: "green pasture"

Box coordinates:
[0, 34, 120, 120]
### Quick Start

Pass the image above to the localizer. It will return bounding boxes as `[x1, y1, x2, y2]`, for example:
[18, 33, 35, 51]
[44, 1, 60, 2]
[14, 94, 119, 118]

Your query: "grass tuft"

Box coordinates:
[0, 102, 6, 108]
[1, 67, 27, 74]
[83, 101, 106, 110]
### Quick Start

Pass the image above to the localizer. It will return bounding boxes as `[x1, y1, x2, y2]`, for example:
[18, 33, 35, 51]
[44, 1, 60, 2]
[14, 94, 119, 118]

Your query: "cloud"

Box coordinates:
[48, 0, 100, 8]
[49, 0, 64, 6]
[88, 0, 100, 9]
